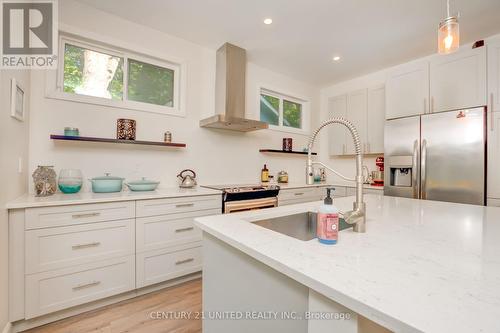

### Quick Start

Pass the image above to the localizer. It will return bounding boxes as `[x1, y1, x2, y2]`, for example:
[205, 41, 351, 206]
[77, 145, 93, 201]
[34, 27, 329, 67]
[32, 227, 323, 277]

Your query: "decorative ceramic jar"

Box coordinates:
[282, 138, 293, 151]
[58, 169, 83, 194]
[64, 127, 79, 136]
[117, 119, 136, 140]
[277, 170, 289, 183]
[164, 131, 172, 143]
[32, 166, 57, 197]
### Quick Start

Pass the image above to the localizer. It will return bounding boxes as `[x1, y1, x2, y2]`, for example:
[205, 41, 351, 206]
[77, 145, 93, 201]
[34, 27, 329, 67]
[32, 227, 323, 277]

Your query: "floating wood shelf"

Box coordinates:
[259, 149, 317, 156]
[50, 135, 186, 148]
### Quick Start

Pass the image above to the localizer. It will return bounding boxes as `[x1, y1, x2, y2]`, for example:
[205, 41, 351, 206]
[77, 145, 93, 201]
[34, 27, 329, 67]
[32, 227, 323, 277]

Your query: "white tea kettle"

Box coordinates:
[177, 169, 197, 188]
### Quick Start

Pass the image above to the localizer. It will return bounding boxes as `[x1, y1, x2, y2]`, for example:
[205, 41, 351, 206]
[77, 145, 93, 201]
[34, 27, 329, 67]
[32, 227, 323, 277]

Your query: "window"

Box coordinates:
[55, 35, 182, 115]
[260, 89, 307, 132]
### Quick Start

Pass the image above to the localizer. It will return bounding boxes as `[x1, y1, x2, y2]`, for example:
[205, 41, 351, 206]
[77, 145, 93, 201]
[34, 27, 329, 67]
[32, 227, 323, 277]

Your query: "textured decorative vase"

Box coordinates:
[117, 119, 136, 140]
[32, 166, 57, 197]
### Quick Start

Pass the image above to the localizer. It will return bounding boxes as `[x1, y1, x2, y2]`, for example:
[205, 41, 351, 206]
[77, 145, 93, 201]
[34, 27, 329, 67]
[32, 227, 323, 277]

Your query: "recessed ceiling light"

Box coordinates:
[263, 18, 273, 25]
[333, 56, 341, 61]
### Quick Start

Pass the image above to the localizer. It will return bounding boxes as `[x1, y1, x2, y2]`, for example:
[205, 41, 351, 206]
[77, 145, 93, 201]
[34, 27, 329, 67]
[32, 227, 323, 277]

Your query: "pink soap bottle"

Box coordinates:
[317, 188, 339, 245]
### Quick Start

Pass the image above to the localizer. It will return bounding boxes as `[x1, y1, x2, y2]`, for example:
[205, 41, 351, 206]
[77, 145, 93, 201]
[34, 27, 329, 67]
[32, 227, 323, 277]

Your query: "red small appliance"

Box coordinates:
[371, 156, 384, 186]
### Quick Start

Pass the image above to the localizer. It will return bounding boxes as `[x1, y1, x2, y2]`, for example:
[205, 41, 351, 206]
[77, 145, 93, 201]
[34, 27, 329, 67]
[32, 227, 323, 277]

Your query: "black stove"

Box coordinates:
[201, 184, 280, 213]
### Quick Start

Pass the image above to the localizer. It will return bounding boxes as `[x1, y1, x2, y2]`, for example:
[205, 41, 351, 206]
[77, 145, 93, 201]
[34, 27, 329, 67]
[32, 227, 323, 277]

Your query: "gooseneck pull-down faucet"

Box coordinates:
[306, 118, 366, 233]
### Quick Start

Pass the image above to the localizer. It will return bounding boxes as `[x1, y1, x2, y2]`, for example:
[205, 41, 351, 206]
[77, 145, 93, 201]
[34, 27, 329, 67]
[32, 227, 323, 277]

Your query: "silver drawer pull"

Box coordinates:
[72, 242, 101, 250]
[176, 258, 194, 265]
[72, 280, 101, 291]
[294, 192, 305, 196]
[175, 203, 194, 208]
[72, 212, 100, 219]
[175, 227, 194, 233]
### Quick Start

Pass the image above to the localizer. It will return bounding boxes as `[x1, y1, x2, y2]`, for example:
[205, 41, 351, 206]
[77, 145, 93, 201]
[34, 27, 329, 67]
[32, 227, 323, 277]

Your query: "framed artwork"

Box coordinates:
[11, 78, 25, 121]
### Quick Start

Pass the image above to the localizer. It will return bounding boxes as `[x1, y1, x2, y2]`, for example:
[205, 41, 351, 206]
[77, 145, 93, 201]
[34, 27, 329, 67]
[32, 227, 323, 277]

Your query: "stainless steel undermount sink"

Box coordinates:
[251, 212, 352, 241]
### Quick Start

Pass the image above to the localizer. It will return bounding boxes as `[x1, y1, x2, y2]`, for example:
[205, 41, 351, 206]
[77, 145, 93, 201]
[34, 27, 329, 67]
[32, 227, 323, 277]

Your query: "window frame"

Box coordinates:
[259, 87, 309, 134]
[49, 34, 183, 116]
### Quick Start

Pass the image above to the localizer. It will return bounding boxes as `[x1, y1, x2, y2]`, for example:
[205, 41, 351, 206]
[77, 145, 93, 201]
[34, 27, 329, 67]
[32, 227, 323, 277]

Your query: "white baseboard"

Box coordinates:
[2, 322, 12, 333]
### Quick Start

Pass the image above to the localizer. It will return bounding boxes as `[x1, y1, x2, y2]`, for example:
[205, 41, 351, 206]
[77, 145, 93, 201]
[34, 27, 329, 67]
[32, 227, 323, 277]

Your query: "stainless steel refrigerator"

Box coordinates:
[384, 107, 486, 205]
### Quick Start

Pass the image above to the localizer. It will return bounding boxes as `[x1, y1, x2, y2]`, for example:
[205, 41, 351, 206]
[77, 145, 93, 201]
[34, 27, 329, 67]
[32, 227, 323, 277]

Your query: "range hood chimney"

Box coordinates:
[200, 43, 268, 132]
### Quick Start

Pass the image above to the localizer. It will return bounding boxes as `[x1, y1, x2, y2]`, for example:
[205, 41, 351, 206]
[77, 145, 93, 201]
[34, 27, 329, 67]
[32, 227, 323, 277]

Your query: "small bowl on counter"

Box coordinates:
[89, 173, 124, 193]
[125, 177, 160, 192]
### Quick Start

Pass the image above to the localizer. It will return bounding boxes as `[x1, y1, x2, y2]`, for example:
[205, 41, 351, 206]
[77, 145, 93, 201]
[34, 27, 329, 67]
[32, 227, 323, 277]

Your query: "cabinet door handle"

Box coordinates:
[72, 280, 100, 291]
[423, 98, 427, 114]
[342, 144, 346, 154]
[430, 96, 434, 113]
[72, 241, 101, 250]
[175, 227, 194, 233]
[294, 192, 305, 196]
[175, 203, 194, 208]
[491, 93, 495, 132]
[367, 142, 371, 153]
[72, 212, 100, 219]
[176, 258, 194, 265]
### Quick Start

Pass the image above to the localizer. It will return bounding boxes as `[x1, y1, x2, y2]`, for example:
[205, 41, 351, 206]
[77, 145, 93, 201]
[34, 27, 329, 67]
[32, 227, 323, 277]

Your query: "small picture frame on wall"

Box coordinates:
[10, 78, 25, 121]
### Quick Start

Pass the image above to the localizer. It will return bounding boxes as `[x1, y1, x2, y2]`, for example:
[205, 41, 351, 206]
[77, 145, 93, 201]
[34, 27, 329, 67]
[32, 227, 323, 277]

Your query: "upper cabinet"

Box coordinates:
[328, 85, 385, 156]
[430, 47, 487, 113]
[367, 85, 385, 154]
[386, 61, 429, 119]
[386, 46, 487, 119]
[488, 39, 500, 113]
[328, 95, 348, 155]
[345, 89, 368, 154]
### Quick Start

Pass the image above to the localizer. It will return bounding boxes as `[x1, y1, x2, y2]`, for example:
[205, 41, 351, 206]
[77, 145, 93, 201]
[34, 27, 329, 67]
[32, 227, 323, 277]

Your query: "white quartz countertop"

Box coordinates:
[6, 187, 221, 209]
[278, 181, 383, 190]
[195, 195, 500, 333]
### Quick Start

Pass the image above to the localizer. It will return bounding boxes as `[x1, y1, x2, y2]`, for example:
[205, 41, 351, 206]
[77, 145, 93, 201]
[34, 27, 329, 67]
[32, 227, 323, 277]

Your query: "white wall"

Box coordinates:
[28, 0, 320, 192]
[0, 69, 30, 331]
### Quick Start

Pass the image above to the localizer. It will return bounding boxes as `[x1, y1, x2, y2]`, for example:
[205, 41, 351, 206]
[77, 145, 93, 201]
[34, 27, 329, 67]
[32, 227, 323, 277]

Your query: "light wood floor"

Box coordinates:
[25, 279, 202, 333]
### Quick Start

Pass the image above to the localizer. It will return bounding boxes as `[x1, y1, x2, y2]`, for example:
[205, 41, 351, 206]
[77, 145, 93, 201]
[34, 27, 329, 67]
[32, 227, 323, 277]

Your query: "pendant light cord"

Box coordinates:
[447, 0, 450, 17]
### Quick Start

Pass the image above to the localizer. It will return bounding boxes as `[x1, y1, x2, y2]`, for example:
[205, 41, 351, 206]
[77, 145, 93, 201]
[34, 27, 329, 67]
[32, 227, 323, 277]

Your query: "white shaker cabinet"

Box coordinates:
[430, 47, 487, 113]
[487, 112, 500, 200]
[328, 94, 348, 155]
[366, 85, 385, 154]
[488, 39, 500, 113]
[487, 40, 500, 201]
[386, 61, 429, 119]
[345, 89, 368, 155]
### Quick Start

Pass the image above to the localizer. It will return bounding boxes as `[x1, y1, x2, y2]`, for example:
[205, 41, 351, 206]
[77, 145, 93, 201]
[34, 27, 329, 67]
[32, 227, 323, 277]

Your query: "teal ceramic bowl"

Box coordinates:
[125, 177, 160, 191]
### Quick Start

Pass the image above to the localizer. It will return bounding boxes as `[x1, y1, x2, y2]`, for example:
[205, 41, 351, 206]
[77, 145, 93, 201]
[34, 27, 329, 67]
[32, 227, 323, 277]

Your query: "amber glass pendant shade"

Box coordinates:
[438, 16, 459, 54]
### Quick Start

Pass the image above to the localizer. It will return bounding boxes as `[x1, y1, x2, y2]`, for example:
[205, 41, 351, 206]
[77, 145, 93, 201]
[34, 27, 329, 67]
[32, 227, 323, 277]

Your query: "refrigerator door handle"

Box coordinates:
[412, 139, 419, 199]
[421, 139, 427, 200]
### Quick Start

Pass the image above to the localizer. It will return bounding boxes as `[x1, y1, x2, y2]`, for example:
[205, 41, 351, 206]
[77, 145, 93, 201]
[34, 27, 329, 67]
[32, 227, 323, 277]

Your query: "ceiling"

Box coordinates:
[77, 0, 500, 87]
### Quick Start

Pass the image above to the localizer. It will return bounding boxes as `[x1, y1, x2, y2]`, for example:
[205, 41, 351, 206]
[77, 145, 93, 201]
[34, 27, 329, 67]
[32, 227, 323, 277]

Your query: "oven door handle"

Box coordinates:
[224, 197, 278, 213]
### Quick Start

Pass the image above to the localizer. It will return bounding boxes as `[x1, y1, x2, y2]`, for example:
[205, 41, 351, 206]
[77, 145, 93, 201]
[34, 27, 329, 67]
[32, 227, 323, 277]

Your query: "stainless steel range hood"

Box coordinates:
[200, 43, 268, 132]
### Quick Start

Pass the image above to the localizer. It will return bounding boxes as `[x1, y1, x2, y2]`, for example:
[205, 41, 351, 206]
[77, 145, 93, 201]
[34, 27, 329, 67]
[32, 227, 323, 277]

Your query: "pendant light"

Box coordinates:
[438, 0, 459, 54]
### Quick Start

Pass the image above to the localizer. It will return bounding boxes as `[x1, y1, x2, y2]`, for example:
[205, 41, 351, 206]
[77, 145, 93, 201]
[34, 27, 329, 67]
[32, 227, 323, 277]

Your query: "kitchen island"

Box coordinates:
[194, 194, 500, 333]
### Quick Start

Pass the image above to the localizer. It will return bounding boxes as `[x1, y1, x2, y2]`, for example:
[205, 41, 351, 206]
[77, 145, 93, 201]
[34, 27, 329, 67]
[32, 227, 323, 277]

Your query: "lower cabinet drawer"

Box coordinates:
[25, 219, 135, 274]
[136, 195, 221, 218]
[278, 188, 319, 201]
[279, 197, 323, 206]
[136, 245, 202, 288]
[137, 209, 219, 253]
[25, 256, 135, 319]
[25, 201, 135, 230]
